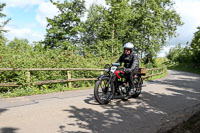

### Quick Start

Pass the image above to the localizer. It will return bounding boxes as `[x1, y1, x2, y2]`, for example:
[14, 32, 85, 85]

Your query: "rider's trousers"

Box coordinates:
[126, 72, 135, 90]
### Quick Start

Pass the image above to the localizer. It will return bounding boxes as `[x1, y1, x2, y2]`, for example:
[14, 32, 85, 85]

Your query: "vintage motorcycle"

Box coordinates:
[94, 63, 145, 104]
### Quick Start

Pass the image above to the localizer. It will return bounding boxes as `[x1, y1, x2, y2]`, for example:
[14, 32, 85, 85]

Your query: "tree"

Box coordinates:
[81, 4, 106, 49]
[82, 1, 132, 57]
[127, 0, 182, 58]
[82, 3, 121, 57]
[42, 0, 86, 49]
[81, 0, 182, 59]
[41, 0, 182, 59]
[167, 43, 183, 63]
[7, 38, 32, 52]
[0, 3, 10, 46]
[190, 26, 200, 64]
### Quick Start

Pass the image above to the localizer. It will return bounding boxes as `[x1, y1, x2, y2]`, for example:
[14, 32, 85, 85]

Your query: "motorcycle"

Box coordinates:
[94, 63, 145, 104]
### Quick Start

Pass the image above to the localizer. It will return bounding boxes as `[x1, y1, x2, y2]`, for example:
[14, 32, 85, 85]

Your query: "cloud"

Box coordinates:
[2, 0, 58, 42]
[36, 1, 59, 27]
[159, 0, 200, 56]
[35, 0, 106, 27]
[85, 0, 106, 9]
[2, 0, 46, 8]
[4, 26, 44, 44]
[158, 45, 176, 57]
[2, 0, 59, 27]
[172, 0, 200, 43]
[36, 0, 107, 27]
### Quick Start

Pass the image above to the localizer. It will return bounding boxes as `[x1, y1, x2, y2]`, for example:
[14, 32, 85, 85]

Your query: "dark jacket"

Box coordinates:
[117, 51, 139, 71]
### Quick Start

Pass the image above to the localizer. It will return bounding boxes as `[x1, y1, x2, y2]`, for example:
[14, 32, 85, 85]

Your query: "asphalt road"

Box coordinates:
[0, 70, 200, 133]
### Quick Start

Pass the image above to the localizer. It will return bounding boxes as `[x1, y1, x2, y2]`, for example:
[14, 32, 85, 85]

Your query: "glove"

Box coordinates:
[124, 68, 132, 73]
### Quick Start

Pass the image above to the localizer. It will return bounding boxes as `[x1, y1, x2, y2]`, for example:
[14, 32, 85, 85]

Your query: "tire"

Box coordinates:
[94, 77, 114, 104]
[131, 77, 142, 98]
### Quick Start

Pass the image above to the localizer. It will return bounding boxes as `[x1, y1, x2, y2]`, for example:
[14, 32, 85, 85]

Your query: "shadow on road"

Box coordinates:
[0, 108, 8, 114]
[149, 78, 200, 92]
[0, 109, 19, 133]
[83, 94, 99, 105]
[0, 127, 19, 133]
[58, 71, 200, 133]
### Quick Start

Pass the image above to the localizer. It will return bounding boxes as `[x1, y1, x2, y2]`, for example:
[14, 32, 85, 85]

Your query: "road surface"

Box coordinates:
[0, 70, 200, 133]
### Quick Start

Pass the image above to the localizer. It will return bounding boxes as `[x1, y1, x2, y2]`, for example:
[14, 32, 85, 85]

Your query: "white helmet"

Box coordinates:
[123, 42, 134, 49]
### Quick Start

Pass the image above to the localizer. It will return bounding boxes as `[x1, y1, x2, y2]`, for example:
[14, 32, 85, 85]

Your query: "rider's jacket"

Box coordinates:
[117, 51, 139, 72]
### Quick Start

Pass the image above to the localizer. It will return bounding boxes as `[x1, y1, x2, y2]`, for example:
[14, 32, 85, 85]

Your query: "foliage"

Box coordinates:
[167, 43, 183, 63]
[41, 0, 182, 60]
[81, 3, 122, 57]
[167, 26, 200, 67]
[42, 0, 86, 50]
[0, 38, 114, 95]
[0, 1, 175, 97]
[191, 26, 200, 64]
[81, 0, 182, 59]
[0, 37, 167, 97]
[0, 3, 10, 46]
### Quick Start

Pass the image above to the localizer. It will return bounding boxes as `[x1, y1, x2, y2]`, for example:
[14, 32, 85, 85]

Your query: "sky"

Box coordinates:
[1, 0, 200, 57]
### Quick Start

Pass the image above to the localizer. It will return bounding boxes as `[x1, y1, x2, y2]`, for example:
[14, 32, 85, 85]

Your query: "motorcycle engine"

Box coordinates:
[119, 83, 128, 94]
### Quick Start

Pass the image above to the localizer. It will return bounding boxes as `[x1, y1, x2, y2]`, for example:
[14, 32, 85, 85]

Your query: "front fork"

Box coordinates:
[107, 73, 117, 99]
[98, 73, 115, 94]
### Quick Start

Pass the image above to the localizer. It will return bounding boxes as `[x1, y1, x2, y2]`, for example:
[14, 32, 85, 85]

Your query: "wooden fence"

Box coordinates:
[0, 67, 165, 87]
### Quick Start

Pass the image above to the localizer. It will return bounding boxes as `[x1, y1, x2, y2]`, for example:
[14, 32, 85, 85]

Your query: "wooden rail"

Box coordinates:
[0, 68, 104, 71]
[0, 67, 165, 87]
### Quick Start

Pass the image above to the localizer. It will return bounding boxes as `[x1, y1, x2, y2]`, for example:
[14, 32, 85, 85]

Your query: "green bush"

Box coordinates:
[0, 38, 167, 97]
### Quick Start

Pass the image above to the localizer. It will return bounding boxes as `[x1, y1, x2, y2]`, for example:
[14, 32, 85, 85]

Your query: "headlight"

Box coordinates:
[104, 68, 109, 72]
[104, 64, 110, 73]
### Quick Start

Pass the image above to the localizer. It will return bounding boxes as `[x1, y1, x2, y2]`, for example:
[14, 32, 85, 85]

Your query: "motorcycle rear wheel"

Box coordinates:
[94, 77, 114, 104]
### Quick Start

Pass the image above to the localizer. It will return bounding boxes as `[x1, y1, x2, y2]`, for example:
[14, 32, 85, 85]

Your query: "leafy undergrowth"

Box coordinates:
[166, 111, 200, 133]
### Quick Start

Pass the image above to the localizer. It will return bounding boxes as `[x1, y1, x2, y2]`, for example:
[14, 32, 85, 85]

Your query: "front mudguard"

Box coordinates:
[97, 74, 117, 83]
[97, 75, 110, 81]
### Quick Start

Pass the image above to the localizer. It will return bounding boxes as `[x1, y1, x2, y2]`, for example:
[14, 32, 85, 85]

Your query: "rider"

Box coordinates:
[116, 42, 139, 95]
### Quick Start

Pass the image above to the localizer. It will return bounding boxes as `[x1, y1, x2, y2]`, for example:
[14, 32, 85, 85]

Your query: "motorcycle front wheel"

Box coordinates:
[94, 76, 114, 104]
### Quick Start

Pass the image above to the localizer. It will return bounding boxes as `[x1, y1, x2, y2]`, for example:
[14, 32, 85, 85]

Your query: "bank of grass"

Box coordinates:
[168, 63, 200, 75]
[0, 85, 93, 98]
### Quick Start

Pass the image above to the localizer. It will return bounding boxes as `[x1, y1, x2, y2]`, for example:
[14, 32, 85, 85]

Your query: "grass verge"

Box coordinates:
[0, 85, 93, 98]
[168, 63, 200, 75]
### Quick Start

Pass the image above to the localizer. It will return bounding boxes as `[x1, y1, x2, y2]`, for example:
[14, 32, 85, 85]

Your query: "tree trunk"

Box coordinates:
[112, 23, 115, 56]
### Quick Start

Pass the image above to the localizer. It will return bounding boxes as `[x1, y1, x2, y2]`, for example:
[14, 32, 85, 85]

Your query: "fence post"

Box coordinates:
[67, 71, 72, 88]
[162, 67, 164, 74]
[26, 71, 30, 85]
[101, 71, 104, 75]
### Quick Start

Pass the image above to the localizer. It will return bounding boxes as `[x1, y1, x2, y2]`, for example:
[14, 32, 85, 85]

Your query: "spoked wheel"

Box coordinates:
[132, 76, 143, 98]
[94, 77, 114, 104]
